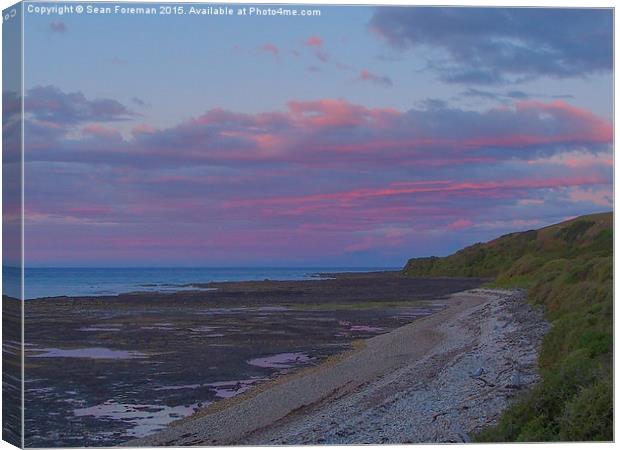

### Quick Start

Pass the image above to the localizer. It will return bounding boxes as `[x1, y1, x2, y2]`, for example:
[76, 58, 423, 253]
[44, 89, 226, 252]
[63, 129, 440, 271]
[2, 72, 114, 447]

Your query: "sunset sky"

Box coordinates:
[18, 5, 613, 267]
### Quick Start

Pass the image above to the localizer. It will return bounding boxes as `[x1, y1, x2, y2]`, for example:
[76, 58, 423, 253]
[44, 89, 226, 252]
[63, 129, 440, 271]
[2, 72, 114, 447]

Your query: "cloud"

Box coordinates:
[460, 88, 575, 102]
[300, 35, 330, 63]
[131, 97, 149, 107]
[223, 177, 608, 212]
[50, 21, 67, 33]
[448, 218, 474, 230]
[110, 57, 128, 65]
[568, 186, 612, 208]
[369, 7, 613, 84]
[305, 36, 324, 47]
[359, 69, 393, 87]
[131, 123, 156, 137]
[315, 50, 330, 63]
[24, 87, 612, 173]
[527, 150, 613, 169]
[25, 85, 135, 126]
[461, 88, 527, 101]
[260, 43, 279, 57]
[82, 123, 122, 139]
[22, 86, 611, 267]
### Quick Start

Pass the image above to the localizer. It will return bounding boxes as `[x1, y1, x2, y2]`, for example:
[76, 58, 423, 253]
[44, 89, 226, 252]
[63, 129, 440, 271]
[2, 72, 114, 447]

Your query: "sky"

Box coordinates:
[12, 4, 614, 267]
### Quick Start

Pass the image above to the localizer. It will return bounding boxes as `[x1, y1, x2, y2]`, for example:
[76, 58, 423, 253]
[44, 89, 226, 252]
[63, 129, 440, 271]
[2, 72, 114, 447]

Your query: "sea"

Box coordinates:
[3, 266, 399, 300]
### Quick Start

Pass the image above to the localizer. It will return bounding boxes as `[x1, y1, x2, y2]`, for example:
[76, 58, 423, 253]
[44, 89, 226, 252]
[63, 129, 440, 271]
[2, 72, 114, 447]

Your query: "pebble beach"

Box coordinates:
[129, 288, 549, 445]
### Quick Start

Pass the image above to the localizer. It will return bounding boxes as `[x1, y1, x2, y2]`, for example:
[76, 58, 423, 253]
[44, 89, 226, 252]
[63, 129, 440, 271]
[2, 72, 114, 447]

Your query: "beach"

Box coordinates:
[20, 272, 485, 447]
[129, 287, 548, 445]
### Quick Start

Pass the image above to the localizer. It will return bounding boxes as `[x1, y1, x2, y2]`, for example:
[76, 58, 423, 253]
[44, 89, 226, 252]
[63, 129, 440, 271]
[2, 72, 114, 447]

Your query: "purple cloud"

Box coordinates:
[22, 87, 612, 266]
[49, 21, 67, 33]
[25, 85, 135, 126]
[370, 7, 613, 84]
[260, 43, 279, 58]
[23, 87, 612, 172]
[359, 69, 393, 87]
[461, 88, 575, 102]
[131, 97, 150, 108]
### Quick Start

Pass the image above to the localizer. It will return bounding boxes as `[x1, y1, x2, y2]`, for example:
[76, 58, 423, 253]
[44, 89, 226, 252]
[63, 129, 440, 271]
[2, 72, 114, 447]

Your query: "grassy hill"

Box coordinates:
[404, 212, 613, 441]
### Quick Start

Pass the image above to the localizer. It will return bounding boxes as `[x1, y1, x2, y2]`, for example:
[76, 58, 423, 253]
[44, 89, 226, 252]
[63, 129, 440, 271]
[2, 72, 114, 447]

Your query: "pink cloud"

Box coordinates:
[82, 123, 121, 139]
[178, 99, 610, 168]
[359, 69, 393, 87]
[447, 218, 474, 230]
[66, 206, 114, 216]
[517, 198, 545, 206]
[527, 151, 613, 169]
[344, 236, 375, 253]
[305, 36, 324, 47]
[223, 176, 608, 213]
[514, 100, 613, 143]
[131, 123, 156, 137]
[287, 99, 398, 129]
[23, 86, 614, 267]
[260, 43, 279, 57]
[569, 186, 613, 207]
[27, 86, 612, 172]
[344, 230, 411, 254]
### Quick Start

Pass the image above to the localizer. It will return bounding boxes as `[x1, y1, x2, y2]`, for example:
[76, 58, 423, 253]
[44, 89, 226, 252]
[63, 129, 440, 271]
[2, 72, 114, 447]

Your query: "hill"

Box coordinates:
[403, 212, 613, 441]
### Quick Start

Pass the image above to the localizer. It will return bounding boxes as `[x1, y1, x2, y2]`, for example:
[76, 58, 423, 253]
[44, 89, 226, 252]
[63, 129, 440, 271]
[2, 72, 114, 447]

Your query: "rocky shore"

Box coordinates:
[244, 289, 549, 444]
[22, 274, 484, 447]
[129, 288, 549, 445]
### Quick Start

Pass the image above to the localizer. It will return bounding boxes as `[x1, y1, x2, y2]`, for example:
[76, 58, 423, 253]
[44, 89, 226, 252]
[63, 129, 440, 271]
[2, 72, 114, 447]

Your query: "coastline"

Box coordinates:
[21, 267, 402, 300]
[22, 273, 485, 447]
[128, 287, 548, 446]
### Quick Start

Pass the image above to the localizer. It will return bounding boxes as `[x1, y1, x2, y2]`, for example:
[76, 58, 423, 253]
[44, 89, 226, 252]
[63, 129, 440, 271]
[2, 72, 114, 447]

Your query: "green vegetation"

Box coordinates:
[403, 212, 613, 441]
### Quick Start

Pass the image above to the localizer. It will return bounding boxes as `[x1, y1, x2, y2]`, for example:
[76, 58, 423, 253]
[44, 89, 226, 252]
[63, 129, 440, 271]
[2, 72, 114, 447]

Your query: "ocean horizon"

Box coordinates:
[3, 266, 401, 300]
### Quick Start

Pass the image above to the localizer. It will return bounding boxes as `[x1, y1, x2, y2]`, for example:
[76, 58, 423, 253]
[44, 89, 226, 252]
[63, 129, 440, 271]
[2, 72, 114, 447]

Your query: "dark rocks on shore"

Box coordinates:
[17, 273, 486, 447]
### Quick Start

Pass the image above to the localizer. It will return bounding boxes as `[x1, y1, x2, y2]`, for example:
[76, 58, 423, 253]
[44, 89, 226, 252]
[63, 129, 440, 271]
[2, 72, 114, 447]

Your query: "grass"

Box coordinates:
[403, 212, 613, 441]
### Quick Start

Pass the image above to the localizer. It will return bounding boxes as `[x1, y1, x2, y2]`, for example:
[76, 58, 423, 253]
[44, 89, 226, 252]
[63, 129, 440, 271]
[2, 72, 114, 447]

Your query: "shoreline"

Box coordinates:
[22, 273, 485, 447]
[127, 287, 547, 446]
[20, 268, 404, 301]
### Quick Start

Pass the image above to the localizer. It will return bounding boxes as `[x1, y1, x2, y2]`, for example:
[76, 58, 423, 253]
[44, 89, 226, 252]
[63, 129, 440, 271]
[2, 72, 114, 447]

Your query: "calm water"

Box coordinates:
[3, 267, 398, 299]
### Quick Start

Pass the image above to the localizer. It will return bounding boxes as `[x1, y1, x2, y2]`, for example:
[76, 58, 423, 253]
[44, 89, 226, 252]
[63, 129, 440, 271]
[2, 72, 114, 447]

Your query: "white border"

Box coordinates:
[0, 1, 616, 450]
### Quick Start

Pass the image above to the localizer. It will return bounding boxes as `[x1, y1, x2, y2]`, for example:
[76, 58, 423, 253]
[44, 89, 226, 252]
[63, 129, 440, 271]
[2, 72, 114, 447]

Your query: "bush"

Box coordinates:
[559, 376, 613, 440]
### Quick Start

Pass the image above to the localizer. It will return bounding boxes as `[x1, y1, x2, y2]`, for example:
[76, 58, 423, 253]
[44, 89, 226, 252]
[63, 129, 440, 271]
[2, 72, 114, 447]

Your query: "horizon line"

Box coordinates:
[10, 265, 405, 270]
